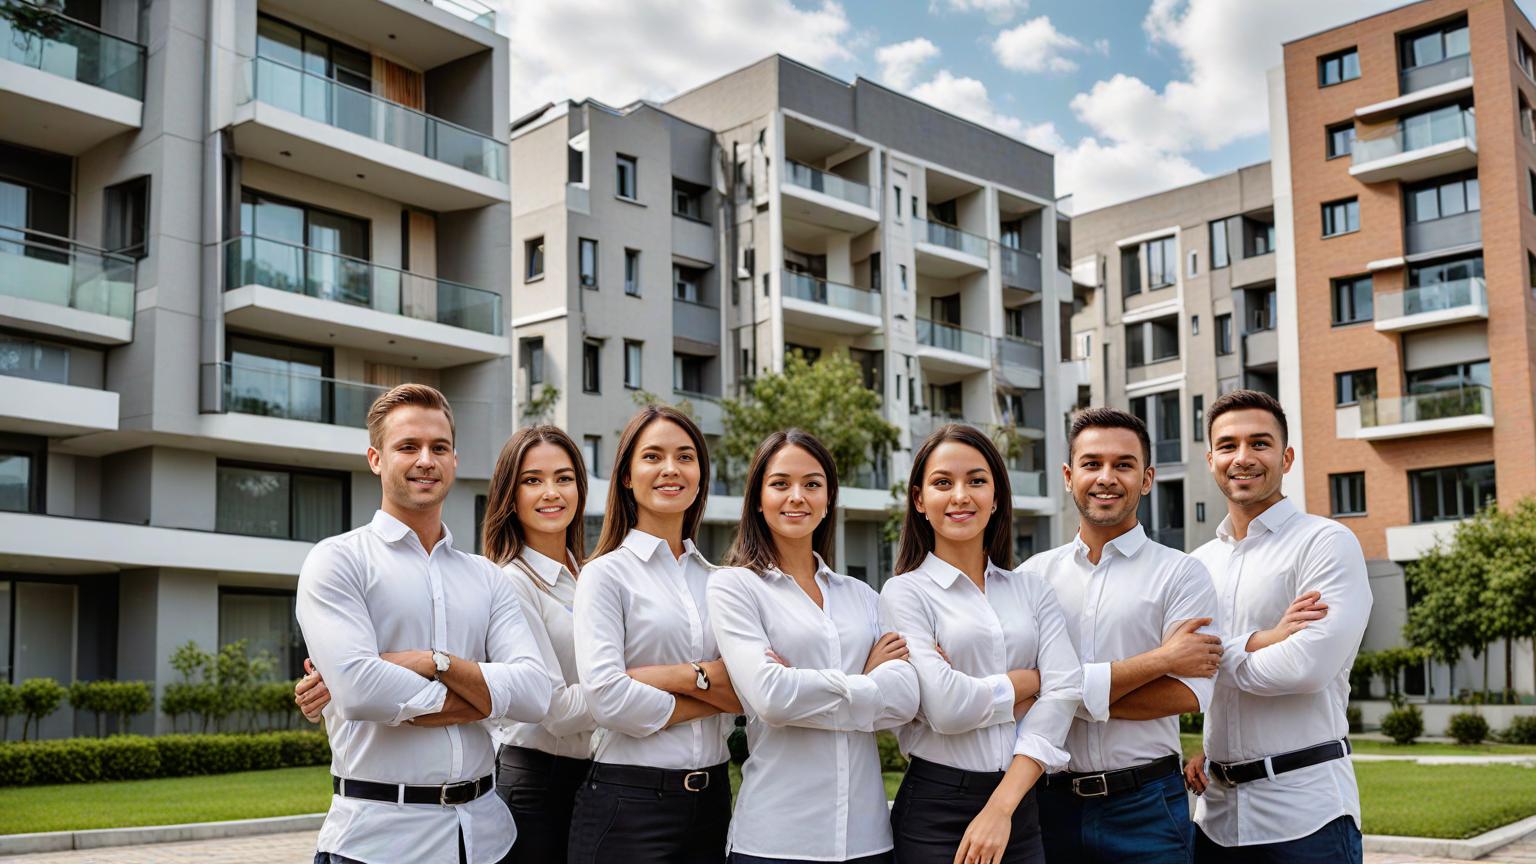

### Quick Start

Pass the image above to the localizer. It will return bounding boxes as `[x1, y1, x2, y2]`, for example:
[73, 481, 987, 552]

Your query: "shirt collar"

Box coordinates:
[1071, 522, 1149, 562]
[368, 509, 452, 550]
[518, 545, 573, 586]
[1215, 496, 1299, 543]
[621, 528, 704, 565]
[763, 552, 838, 582]
[914, 551, 1009, 589]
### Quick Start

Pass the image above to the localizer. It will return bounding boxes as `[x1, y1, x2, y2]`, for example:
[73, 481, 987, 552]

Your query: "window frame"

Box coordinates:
[1330, 274, 1374, 325]
[1325, 122, 1357, 160]
[0, 433, 47, 515]
[1334, 368, 1376, 406]
[624, 248, 641, 297]
[103, 175, 150, 260]
[579, 237, 598, 289]
[1322, 198, 1360, 237]
[1318, 47, 1361, 87]
[214, 458, 350, 542]
[524, 236, 545, 282]
[1408, 462, 1495, 523]
[615, 154, 639, 201]
[1329, 472, 1367, 517]
[623, 340, 642, 389]
[582, 339, 601, 394]
[1214, 314, 1233, 356]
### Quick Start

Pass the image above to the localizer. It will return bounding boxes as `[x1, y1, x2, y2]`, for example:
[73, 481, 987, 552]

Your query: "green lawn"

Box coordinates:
[1357, 762, 1536, 839]
[1179, 733, 1536, 758]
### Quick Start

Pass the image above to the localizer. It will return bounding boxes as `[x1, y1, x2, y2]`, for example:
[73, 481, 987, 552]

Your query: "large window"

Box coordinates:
[673, 180, 704, 220]
[1405, 173, 1479, 224]
[104, 176, 150, 259]
[216, 461, 346, 541]
[237, 189, 369, 303]
[1322, 198, 1359, 236]
[1120, 246, 1141, 297]
[225, 335, 334, 423]
[0, 433, 45, 514]
[1247, 287, 1276, 332]
[1409, 462, 1494, 523]
[578, 238, 597, 288]
[1334, 369, 1376, 406]
[1330, 473, 1366, 517]
[673, 265, 703, 303]
[1146, 236, 1176, 289]
[0, 336, 69, 385]
[1331, 275, 1373, 324]
[1318, 47, 1360, 86]
[1209, 217, 1235, 269]
[256, 15, 373, 134]
[1126, 316, 1179, 367]
[616, 154, 638, 201]
[1326, 122, 1356, 160]
[674, 354, 706, 394]
[1405, 360, 1490, 394]
[220, 589, 304, 679]
[1244, 217, 1275, 257]
[1399, 18, 1469, 72]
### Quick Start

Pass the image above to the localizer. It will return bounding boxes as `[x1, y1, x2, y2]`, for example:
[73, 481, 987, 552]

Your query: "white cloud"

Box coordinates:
[992, 16, 1086, 74]
[496, 0, 854, 118]
[875, 37, 940, 90]
[931, 0, 1030, 25]
[909, 70, 1030, 139]
[1054, 138, 1206, 212]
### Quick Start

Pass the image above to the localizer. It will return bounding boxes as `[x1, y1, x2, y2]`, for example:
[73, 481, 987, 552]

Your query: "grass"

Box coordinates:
[1356, 762, 1536, 839]
[1179, 733, 1536, 758]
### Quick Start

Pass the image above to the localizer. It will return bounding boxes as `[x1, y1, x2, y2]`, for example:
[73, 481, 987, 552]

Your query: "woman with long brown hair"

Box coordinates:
[878, 424, 1082, 864]
[569, 404, 743, 864]
[707, 429, 919, 864]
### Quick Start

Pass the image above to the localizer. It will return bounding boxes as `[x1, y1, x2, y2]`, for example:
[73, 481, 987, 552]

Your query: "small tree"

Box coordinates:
[0, 681, 20, 740]
[1403, 540, 1486, 699]
[164, 641, 212, 732]
[18, 678, 66, 741]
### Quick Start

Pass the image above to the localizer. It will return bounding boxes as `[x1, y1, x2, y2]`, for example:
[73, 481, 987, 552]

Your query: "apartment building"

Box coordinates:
[1274, 0, 1536, 697]
[0, 0, 513, 735]
[509, 55, 1078, 582]
[1068, 164, 1279, 552]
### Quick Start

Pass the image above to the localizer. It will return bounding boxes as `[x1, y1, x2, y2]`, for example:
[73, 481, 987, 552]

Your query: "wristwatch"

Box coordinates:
[691, 661, 710, 691]
[432, 650, 451, 680]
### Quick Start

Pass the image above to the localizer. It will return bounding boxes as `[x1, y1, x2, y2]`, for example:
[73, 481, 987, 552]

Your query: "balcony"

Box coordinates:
[222, 235, 506, 367]
[0, 228, 134, 344]
[0, 370, 118, 437]
[915, 220, 988, 277]
[781, 272, 882, 334]
[259, 0, 498, 70]
[1405, 211, 1480, 257]
[1126, 356, 1182, 387]
[1350, 110, 1476, 184]
[1000, 246, 1042, 294]
[233, 56, 507, 211]
[1243, 328, 1278, 370]
[780, 161, 877, 232]
[994, 336, 1043, 390]
[0, 1, 144, 153]
[1400, 54, 1472, 97]
[1375, 277, 1486, 332]
[1355, 386, 1493, 441]
[915, 319, 991, 374]
[672, 298, 721, 352]
[1008, 469, 1044, 498]
[1153, 438, 1182, 466]
[197, 361, 374, 463]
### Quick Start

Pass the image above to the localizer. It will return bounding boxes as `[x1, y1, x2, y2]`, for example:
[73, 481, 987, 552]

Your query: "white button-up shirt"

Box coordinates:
[708, 556, 920, 861]
[1189, 497, 1372, 847]
[491, 546, 594, 759]
[296, 510, 553, 864]
[1020, 524, 1220, 773]
[573, 529, 733, 769]
[879, 553, 1082, 773]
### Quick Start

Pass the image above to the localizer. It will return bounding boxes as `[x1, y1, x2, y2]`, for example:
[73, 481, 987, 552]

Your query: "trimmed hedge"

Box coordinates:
[0, 731, 329, 787]
[1447, 711, 1489, 746]
[1502, 715, 1536, 745]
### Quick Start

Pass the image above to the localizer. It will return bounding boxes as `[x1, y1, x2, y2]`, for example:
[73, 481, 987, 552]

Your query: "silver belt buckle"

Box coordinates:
[683, 770, 710, 792]
[439, 782, 453, 806]
[1211, 761, 1236, 788]
[1071, 773, 1109, 798]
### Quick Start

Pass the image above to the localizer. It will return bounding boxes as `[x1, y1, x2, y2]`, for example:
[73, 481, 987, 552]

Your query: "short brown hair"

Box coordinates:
[1069, 407, 1150, 465]
[366, 383, 455, 450]
[1206, 389, 1288, 446]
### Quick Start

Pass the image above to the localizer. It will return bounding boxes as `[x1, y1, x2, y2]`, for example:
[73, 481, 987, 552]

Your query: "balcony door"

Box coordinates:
[239, 190, 370, 307]
[226, 334, 333, 424]
[257, 15, 374, 136]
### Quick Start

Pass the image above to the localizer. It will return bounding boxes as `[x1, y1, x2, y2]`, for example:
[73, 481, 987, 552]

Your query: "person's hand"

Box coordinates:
[294, 658, 329, 723]
[1157, 618, 1222, 678]
[935, 644, 952, 666]
[954, 802, 1012, 864]
[766, 649, 791, 667]
[1247, 591, 1328, 651]
[864, 632, 909, 673]
[1184, 751, 1208, 795]
[381, 650, 436, 679]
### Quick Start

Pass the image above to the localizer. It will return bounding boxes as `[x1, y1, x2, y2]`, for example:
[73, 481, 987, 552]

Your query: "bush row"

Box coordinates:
[0, 730, 330, 787]
[1378, 707, 1536, 745]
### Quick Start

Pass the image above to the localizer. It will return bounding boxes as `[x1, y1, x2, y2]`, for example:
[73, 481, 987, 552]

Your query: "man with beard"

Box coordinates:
[1014, 408, 1221, 864]
[1183, 390, 1370, 864]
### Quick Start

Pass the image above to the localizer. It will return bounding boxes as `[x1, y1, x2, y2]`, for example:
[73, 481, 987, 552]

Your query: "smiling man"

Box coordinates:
[296, 384, 553, 864]
[1183, 390, 1371, 864]
[1016, 408, 1221, 864]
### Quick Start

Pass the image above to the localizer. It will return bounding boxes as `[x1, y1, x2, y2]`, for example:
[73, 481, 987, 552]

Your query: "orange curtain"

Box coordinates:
[373, 56, 423, 109]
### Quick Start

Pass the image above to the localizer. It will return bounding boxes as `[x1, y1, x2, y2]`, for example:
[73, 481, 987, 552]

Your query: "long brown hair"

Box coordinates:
[592, 405, 712, 558]
[725, 429, 839, 573]
[894, 423, 1014, 575]
[481, 425, 588, 568]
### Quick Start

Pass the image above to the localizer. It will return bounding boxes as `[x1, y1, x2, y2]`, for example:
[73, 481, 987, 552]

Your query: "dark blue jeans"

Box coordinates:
[730, 854, 892, 864]
[1038, 770, 1192, 864]
[1193, 815, 1362, 864]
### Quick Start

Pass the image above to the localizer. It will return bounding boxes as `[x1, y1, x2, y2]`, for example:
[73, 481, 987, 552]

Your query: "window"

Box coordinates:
[672, 180, 704, 220]
[893, 185, 903, 222]
[673, 265, 702, 303]
[1529, 251, 1536, 296]
[1126, 317, 1179, 367]
[1195, 502, 1206, 522]
[0, 336, 68, 385]
[524, 236, 544, 281]
[1330, 473, 1367, 517]
[1409, 255, 1482, 295]
[521, 337, 544, 400]
[1405, 172, 1479, 224]
[579, 238, 598, 288]
[225, 334, 332, 423]
[1521, 36, 1536, 81]
[1187, 250, 1198, 277]
[238, 188, 369, 301]
[674, 354, 706, 394]
[1215, 314, 1233, 355]
[1126, 324, 1146, 368]
[219, 589, 304, 679]
[1334, 369, 1376, 406]
[1190, 315, 1200, 335]
[0, 433, 45, 514]
[1322, 198, 1359, 236]
[1146, 236, 1176, 289]
[1209, 217, 1234, 269]
[583, 436, 601, 479]
[104, 176, 149, 259]
[1399, 18, 1469, 72]
[1405, 360, 1490, 395]
[1326, 122, 1356, 159]
[216, 461, 346, 542]
[898, 264, 908, 292]
[624, 249, 640, 296]
[1192, 395, 1205, 442]
[1331, 275, 1373, 324]
[568, 144, 586, 184]
[1409, 462, 1494, 523]
[1245, 217, 1275, 257]
[616, 154, 638, 200]
[1318, 47, 1360, 86]
[1522, 94, 1536, 145]
[582, 340, 600, 393]
[1121, 246, 1142, 296]
[870, 252, 882, 293]
[624, 340, 642, 389]
[1247, 288, 1276, 332]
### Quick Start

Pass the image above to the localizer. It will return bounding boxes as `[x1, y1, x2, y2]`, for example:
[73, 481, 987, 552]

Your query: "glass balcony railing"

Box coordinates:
[1360, 385, 1493, 428]
[1377, 276, 1486, 320]
[783, 271, 882, 317]
[241, 56, 506, 182]
[996, 335, 1044, 373]
[1399, 53, 1472, 95]
[0, 226, 135, 322]
[1008, 469, 1044, 497]
[207, 361, 384, 428]
[918, 219, 989, 259]
[916, 318, 989, 358]
[1154, 439, 1182, 465]
[1000, 246, 1042, 292]
[422, 0, 496, 30]
[1353, 109, 1475, 164]
[0, 0, 145, 99]
[224, 235, 503, 335]
[782, 161, 871, 207]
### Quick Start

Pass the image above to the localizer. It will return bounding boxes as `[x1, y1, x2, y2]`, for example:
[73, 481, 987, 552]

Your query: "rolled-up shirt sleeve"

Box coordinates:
[868, 656, 921, 731]
[1080, 661, 1112, 722]
[1163, 558, 1222, 713]
[480, 565, 553, 724]
[1013, 574, 1082, 773]
[880, 579, 1014, 736]
[573, 559, 676, 737]
[296, 539, 447, 725]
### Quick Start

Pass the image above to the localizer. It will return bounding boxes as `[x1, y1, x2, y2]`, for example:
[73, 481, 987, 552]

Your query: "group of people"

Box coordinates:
[291, 383, 1371, 864]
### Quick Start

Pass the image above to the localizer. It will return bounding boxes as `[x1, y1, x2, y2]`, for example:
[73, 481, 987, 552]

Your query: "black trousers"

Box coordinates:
[890, 758, 1045, 864]
[495, 745, 592, 864]
[567, 761, 731, 864]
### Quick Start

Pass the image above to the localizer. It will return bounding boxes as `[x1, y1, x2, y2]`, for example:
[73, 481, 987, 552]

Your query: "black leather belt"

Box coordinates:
[332, 773, 494, 805]
[588, 761, 729, 794]
[1044, 753, 1181, 798]
[1207, 739, 1352, 787]
[905, 757, 1006, 793]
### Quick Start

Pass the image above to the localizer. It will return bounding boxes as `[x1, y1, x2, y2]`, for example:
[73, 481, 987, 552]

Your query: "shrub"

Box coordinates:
[17, 678, 66, 741]
[1346, 705, 1363, 734]
[1447, 711, 1489, 746]
[1380, 704, 1424, 745]
[876, 730, 908, 773]
[0, 682, 20, 740]
[1179, 712, 1203, 734]
[1501, 715, 1536, 745]
[69, 681, 155, 737]
[727, 720, 748, 766]
[0, 731, 330, 787]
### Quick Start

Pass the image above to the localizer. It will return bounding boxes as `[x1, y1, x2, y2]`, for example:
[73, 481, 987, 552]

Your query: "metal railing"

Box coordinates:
[917, 219, 989, 259]
[1377, 276, 1486, 320]
[1359, 385, 1493, 427]
[421, 0, 495, 29]
[206, 361, 384, 427]
[224, 235, 502, 335]
[1399, 53, 1471, 95]
[0, 0, 144, 99]
[782, 271, 882, 316]
[0, 226, 136, 322]
[241, 56, 506, 182]
[916, 319, 989, 358]
[1000, 246, 1042, 292]
[1353, 108, 1475, 164]
[783, 161, 871, 207]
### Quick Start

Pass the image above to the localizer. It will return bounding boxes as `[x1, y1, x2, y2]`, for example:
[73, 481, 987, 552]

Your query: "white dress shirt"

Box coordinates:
[708, 556, 920, 861]
[491, 546, 595, 759]
[573, 529, 734, 769]
[1019, 524, 1220, 773]
[296, 510, 553, 864]
[1189, 497, 1372, 847]
[878, 553, 1082, 774]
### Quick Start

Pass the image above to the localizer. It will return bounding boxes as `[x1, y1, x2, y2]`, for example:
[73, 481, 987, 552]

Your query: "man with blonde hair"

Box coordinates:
[297, 384, 552, 864]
